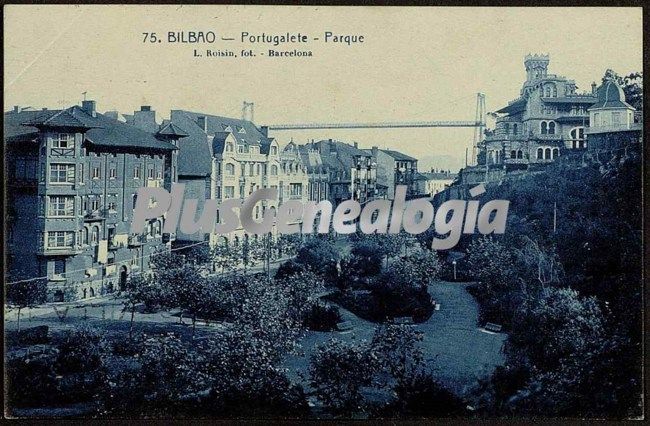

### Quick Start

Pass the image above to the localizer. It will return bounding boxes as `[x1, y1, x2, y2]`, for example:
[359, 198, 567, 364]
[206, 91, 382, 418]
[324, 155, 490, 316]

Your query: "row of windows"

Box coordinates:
[536, 147, 560, 160]
[540, 121, 556, 135]
[224, 142, 279, 156]
[48, 162, 162, 184]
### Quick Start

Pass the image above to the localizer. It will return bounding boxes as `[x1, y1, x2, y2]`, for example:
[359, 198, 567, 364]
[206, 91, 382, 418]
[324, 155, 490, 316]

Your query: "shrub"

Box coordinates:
[303, 303, 342, 331]
[296, 238, 340, 279]
[275, 258, 308, 279]
[55, 327, 104, 374]
[386, 371, 466, 418]
[5, 350, 59, 408]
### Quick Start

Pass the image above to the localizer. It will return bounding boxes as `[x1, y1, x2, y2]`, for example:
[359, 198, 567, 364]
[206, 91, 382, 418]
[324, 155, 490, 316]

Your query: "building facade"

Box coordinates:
[306, 139, 377, 206]
[368, 147, 420, 199]
[168, 110, 308, 246]
[5, 101, 181, 301]
[415, 170, 457, 197]
[483, 54, 597, 172]
[297, 143, 330, 203]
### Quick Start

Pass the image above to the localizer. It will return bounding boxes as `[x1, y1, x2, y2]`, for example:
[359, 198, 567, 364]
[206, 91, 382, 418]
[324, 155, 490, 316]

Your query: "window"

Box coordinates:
[510, 150, 517, 159]
[225, 163, 235, 175]
[271, 146, 278, 155]
[107, 201, 117, 211]
[570, 127, 586, 149]
[226, 142, 234, 152]
[256, 164, 261, 175]
[224, 186, 234, 199]
[54, 259, 66, 275]
[517, 150, 523, 159]
[92, 165, 100, 179]
[548, 121, 556, 135]
[47, 231, 74, 248]
[290, 183, 303, 197]
[537, 148, 544, 159]
[513, 123, 518, 134]
[541, 122, 548, 135]
[109, 165, 117, 179]
[91, 226, 99, 245]
[552, 148, 559, 159]
[504, 123, 510, 134]
[134, 165, 141, 178]
[249, 164, 254, 176]
[82, 227, 89, 245]
[612, 112, 621, 125]
[79, 163, 85, 184]
[544, 148, 552, 159]
[50, 163, 75, 183]
[157, 169, 162, 179]
[147, 167, 154, 179]
[90, 196, 101, 211]
[271, 165, 278, 175]
[49, 196, 74, 217]
[52, 133, 74, 149]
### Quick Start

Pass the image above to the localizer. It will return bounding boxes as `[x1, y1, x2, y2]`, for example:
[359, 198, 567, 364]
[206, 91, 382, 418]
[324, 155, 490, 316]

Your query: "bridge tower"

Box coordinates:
[470, 93, 486, 166]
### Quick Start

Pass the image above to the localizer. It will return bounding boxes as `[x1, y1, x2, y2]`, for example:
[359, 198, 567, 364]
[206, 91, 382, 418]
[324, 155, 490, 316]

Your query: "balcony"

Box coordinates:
[38, 245, 82, 256]
[84, 209, 106, 222]
[128, 234, 146, 247]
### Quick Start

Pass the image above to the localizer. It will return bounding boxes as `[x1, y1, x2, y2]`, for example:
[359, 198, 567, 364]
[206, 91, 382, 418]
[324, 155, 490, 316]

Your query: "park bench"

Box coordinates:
[336, 321, 354, 332]
[484, 322, 503, 333]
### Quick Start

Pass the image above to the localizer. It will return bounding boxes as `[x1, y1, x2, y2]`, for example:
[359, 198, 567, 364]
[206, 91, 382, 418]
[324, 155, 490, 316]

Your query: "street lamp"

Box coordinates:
[452, 260, 457, 281]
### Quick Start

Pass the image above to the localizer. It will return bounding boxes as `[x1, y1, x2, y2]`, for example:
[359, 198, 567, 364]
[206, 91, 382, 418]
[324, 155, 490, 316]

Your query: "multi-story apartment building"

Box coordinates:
[5, 101, 182, 301]
[483, 54, 597, 172]
[297, 144, 330, 203]
[306, 139, 377, 205]
[167, 110, 308, 246]
[368, 147, 420, 199]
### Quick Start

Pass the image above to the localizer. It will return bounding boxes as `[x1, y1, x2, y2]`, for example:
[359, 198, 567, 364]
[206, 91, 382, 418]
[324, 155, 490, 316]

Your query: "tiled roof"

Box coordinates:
[5, 106, 178, 151]
[496, 98, 527, 114]
[170, 110, 272, 177]
[157, 122, 189, 137]
[590, 80, 632, 109]
[381, 149, 417, 162]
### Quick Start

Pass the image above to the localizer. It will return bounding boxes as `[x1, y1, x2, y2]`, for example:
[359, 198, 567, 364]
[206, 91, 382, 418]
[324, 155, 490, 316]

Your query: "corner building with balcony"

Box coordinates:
[5, 101, 182, 301]
[484, 54, 597, 173]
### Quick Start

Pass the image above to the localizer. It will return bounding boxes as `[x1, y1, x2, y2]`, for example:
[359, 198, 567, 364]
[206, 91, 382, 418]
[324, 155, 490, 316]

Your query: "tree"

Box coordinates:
[602, 69, 643, 111]
[309, 338, 378, 415]
[6, 279, 47, 332]
[296, 237, 340, 279]
[370, 324, 424, 387]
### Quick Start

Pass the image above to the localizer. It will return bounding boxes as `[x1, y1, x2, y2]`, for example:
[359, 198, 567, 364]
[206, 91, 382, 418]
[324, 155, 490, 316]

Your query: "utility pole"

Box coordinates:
[553, 202, 557, 233]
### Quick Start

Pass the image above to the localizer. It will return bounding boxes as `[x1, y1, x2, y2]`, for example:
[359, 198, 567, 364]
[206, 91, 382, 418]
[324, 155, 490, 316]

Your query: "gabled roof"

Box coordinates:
[381, 149, 417, 162]
[170, 110, 273, 177]
[5, 106, 178, 151]
[157, 122, 189, 138]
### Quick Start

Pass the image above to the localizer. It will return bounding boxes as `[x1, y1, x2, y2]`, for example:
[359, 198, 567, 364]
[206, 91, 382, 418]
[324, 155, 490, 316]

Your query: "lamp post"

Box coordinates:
[452, 260, 457, 281]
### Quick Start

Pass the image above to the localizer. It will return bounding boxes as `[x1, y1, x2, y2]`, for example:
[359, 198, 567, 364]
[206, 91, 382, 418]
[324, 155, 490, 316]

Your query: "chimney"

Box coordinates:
[13, 106, 19, 113]
[133, 106, 157, 132]
[260, 126, 269, 137]
[371, 146, 379, 158]
[197, 116, 207, 133]
[81, 100, 97, 117]
[591, 82, 598, 95]
[353, 142, 358, 149]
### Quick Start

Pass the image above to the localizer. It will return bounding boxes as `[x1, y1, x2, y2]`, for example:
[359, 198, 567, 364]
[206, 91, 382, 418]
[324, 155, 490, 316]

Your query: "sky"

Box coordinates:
[4, 5, 643, 171]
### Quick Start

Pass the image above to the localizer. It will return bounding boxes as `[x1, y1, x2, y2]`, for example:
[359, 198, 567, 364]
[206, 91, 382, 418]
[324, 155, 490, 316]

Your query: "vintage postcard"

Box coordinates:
[3, 4, 645, 420]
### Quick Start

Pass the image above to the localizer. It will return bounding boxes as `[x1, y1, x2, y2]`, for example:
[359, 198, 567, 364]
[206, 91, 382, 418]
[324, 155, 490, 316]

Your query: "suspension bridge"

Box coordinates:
[245, 93, 487, 166]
